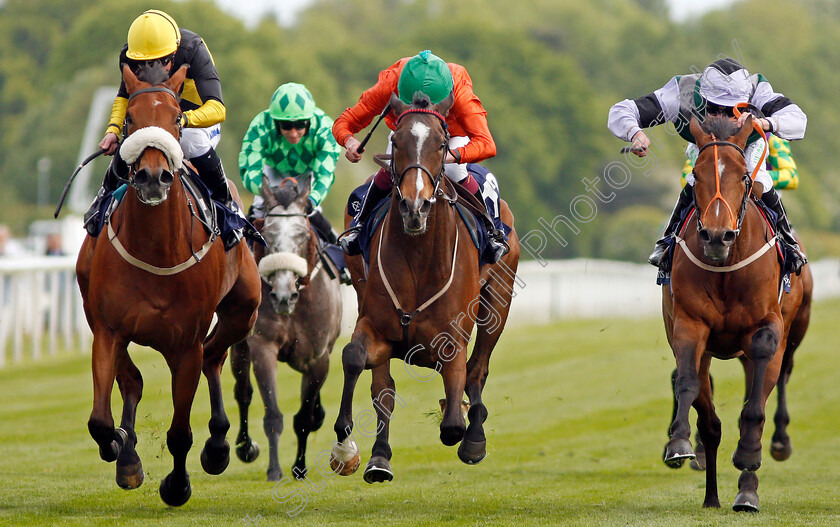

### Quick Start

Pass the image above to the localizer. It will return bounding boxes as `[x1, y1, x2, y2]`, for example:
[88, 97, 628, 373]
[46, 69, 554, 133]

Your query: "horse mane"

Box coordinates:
[134, 61, 172, 86]
[701, 115, 739, 141]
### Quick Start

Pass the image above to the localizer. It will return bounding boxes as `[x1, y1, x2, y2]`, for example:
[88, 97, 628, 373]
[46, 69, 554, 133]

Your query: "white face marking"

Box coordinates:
[717, 159, 726, 176]
[410, 121, 431, 198]
[152, 100, 162, 107]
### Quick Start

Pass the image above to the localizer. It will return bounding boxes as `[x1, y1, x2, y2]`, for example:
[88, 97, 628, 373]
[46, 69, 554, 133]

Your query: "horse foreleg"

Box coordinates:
[292, 350, 330, 481]
[159, 345, 202, 507]
[771, 345, 794, 461]
[114, 349, 144, 489]
[200, 339, 231, 476]
[693, 357, 721, 508]
[733, 319, 782, 474]
[440, 349, 467, 448]
[88, 329, 128, 465]
[364, 363, 396, 483]
[330, 323, 379, 476]
[251, 344, 283, 481]
[230, 340, 260, 465]
[665, 322, 707, 468]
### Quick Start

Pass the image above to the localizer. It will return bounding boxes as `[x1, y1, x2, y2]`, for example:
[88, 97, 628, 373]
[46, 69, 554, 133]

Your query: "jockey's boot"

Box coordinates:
[649, 185, 694, 268]
[761, 188, 807, 275]
[190, 148, 243, 250]
[339, 175, 391, 256]
[83, 153, 128, 237]
[470, 187, 509, 264]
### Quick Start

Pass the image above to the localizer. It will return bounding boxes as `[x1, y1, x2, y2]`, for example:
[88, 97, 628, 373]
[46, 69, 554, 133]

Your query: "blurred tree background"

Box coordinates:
[2, 0, 839, 260]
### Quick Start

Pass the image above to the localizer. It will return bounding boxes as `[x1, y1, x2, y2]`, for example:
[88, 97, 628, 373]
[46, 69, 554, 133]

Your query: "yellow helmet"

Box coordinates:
[126, 10, 181, 61]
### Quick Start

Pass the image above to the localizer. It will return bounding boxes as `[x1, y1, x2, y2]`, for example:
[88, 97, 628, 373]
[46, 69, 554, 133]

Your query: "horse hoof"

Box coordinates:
[457, 439, 487, 465]
[440, 425, 466, 447]
[771, 440, 792, 461]
[236, 440, 260, 463]
[732, 446, 761, 472]
[116, 461, 145, 490]
[329, 440, 360, 476]
[267, 467, 283, 482]
[733, 490, 760, 512]
[292, 464, 308, 481]
[201, 440, 230, 475]
[663, 438, 695, 469]
[159, 472, 191, 507]
[363, 456, 394, 484]
[98, 427, 128, 462]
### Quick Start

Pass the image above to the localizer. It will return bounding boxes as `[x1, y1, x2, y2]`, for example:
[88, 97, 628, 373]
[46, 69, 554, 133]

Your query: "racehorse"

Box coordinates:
[75, 63, 261, 506]
[330, 92, 521, 483]
[662, 114, 812, 511]
[230, 175, 342, 481]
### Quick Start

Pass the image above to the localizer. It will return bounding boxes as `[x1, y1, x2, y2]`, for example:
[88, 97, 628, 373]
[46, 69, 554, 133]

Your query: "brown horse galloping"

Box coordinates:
[75, 63, 261, 506]
[330, 92, 520, 483]
[663, 115, 812, 511]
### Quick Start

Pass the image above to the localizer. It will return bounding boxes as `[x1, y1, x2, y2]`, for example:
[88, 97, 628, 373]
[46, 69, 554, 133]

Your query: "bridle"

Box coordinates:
[694, 136, 751, 235]
[388, 108, 451, 202]
[122, 85, 183, 184]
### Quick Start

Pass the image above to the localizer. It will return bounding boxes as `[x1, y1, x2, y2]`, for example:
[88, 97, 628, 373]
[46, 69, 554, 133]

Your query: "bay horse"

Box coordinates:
[230, 175, 342, 481]
[75, 63, 261, 506]
[330, 92, 520, 483]
[663, 114, 812, 511]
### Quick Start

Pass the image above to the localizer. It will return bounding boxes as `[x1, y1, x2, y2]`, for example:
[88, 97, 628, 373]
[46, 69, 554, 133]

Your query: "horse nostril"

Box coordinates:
[399, 199, 410, 215]
[289, 291, 299, 303]
[698, 229, 712, 243]
[419, 199, 431, 214]
[722, 230, 737, 245]
[160, 170, 174, 186]
[134, 169, 149, 186]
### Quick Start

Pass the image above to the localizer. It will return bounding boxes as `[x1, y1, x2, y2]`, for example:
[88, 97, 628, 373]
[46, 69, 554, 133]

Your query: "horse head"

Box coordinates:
[257, 174, 314, 315]
[120, 62, 188, 206]
[388, 91, 454, 235]
[689, 115, 754, 262]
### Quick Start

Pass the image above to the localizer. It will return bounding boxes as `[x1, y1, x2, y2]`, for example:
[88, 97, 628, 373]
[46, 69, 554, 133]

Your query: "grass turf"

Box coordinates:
[1, 299, 840, 526]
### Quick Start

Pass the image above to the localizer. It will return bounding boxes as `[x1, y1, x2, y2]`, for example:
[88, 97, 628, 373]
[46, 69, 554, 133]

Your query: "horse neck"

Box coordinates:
[116, 179, 194, 257]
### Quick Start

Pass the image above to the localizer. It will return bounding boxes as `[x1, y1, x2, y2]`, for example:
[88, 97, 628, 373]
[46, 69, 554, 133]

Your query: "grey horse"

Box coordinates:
[231, 175, 342, 480]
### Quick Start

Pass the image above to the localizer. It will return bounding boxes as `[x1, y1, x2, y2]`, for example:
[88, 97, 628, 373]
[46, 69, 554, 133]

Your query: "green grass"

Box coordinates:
[2, 299, 840, 526]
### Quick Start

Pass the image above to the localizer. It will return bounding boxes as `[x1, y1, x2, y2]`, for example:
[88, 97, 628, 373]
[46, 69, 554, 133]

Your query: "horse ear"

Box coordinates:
[165, 64, 189, 93]
[261, 174, 279, 210]
[390, 92, 407, 117]
[689, 117, 710, 148]
[734, 114, 754, 148]
[122, 63, 141, 94]
[435, 91, 455, 117]
[298, 173, 313, 201]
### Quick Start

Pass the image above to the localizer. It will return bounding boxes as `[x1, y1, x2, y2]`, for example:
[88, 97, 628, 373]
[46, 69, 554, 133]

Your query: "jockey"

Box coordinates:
[85, 10, 240, 247]
[332, 49, 508, 263]
[608, 58, 808, 274]
[239, 82, 341, 244]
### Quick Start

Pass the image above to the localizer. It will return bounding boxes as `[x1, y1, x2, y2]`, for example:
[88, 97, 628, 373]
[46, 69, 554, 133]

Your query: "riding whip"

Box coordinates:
[357, 103, 391, 154]
[54, 148, 107, 218]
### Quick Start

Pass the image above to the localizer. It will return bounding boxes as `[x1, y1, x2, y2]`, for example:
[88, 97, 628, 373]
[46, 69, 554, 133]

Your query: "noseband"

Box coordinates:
[694, 136, 751, 234]
[389, 108, 450, 201]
